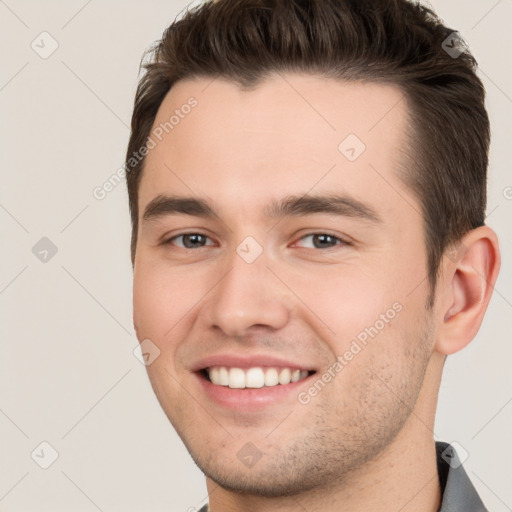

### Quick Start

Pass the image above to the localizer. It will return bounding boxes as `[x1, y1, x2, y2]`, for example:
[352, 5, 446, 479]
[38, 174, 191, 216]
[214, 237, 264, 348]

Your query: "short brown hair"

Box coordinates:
[125, 0, 489, 306]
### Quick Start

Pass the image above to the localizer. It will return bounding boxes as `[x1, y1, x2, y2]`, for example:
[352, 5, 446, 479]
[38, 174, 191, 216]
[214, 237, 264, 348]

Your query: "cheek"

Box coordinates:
[133, 260, 219, 377]
[133, 263, 190, 347]
[133, 265, 196, 410]
[303, 261, 424, 383]
[133, 268, 165, 339]
[291, 264, 400, 344]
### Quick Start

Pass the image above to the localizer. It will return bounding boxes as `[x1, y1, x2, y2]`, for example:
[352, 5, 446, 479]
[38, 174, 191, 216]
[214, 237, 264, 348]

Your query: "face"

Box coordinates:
[133, 74, 437, 496]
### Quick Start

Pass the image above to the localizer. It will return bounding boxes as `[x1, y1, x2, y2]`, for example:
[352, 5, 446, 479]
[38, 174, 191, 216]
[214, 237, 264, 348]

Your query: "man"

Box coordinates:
[125, 0, 501, 510]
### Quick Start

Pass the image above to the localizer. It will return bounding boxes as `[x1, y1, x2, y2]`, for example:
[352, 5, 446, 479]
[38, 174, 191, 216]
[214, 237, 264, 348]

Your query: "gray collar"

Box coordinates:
[436, 441, 488, 511]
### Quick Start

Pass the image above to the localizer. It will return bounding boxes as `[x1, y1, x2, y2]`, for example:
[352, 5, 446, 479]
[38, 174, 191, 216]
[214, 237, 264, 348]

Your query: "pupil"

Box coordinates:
[184, 234, 205, 248]
[314, 234, 334, 248]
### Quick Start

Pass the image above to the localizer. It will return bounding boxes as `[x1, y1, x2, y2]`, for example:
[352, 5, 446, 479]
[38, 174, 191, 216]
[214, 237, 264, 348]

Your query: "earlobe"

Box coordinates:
[436, 226, 500, 355]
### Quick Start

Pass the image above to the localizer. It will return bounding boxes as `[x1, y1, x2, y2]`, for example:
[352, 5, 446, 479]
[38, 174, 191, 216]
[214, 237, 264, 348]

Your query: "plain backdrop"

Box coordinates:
[0, 0, 511, 511]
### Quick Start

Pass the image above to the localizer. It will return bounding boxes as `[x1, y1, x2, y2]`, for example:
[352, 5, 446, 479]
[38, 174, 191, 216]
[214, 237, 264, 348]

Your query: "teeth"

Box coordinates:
[264, 368, 279, 386]
[218, 366, 229, 386]
[206, 366, 311, 389]
[209, 367, 220, 385]
[291, 369, 301, 382]
[229, 368, 245, 389]
[246, 367, 265, 388]
[278, 368, 291, 385]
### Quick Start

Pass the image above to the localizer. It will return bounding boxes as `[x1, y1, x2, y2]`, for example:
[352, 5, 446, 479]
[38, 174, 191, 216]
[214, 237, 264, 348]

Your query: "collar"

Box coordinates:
[436, 441, 488, 511]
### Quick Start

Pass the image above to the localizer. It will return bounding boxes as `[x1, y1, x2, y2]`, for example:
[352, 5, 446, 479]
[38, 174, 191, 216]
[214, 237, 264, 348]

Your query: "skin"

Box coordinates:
[132, 73, 500, 512]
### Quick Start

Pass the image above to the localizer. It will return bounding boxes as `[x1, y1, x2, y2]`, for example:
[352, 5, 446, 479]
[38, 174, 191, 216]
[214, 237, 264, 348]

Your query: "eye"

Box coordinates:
[294, 233, 347, 249]
[162, 231, 348, 250]
[164, 233, 215, 249]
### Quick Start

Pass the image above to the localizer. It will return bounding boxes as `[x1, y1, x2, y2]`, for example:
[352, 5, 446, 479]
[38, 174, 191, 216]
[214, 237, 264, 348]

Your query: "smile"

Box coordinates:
[205, 366, 312, 389]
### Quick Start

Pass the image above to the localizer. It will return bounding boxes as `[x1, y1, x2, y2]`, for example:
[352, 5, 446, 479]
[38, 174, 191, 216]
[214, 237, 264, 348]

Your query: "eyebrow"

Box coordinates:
[142, 193, 382, 224]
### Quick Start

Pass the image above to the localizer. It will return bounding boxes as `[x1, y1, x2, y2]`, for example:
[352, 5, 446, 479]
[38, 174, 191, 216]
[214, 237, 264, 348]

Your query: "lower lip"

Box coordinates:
[193, 371, 315, 411]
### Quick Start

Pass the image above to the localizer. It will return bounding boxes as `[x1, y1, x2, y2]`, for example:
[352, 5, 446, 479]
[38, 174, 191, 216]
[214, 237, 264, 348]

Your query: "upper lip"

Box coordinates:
[190, 354, 316, 372]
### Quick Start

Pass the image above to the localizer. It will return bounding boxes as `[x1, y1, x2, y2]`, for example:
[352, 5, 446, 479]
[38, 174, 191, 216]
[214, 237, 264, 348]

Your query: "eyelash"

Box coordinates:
[161, 232, 349, 250]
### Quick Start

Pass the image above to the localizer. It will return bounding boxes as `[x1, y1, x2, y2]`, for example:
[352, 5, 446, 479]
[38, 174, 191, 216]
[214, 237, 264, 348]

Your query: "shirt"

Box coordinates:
[197, 441, 487, 511]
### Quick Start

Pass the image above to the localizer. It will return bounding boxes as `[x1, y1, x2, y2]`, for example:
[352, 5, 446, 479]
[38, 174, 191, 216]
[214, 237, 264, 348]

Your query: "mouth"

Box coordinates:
[190, 354, 318, 410]
[200, 366, 315, 389]
[193, 363, 317, 411]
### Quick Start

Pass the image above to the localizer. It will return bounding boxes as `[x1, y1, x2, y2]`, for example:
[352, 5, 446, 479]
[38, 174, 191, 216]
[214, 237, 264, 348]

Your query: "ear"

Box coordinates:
[435, 226, 501, 355]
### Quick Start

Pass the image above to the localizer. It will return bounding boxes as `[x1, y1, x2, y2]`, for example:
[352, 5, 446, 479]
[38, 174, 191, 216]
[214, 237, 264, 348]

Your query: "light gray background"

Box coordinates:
[0, 0, 510, 510]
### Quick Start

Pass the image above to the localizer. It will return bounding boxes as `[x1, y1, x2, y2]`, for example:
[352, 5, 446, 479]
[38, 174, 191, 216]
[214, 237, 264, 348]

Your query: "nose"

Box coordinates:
[201, 247, 291, 339]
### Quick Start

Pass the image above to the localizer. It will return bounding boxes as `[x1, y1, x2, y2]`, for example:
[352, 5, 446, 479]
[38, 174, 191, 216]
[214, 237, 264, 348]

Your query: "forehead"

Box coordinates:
[139, 73, 416, 222]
